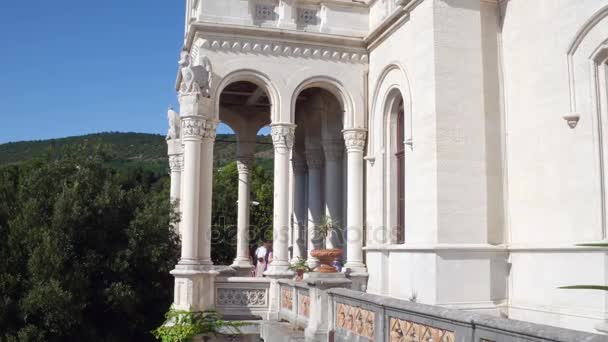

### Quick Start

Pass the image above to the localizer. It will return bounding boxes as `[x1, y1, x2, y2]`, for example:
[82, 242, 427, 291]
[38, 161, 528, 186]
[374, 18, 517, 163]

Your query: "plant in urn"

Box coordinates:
[311, 216, 343, 273]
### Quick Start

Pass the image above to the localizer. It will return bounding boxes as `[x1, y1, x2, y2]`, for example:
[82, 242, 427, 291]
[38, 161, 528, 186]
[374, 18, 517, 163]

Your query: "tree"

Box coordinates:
[0, 148, 179, 341]
[210, 160, 273, 265]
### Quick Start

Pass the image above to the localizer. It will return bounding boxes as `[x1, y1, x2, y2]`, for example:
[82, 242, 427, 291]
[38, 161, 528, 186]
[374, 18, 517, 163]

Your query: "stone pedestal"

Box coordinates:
[303, 273, 352, 342]
[171, 269, 219, 311]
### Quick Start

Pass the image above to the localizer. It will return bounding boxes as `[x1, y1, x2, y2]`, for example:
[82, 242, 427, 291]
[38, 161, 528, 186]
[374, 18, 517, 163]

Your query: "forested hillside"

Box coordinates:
[0, 132, 274, 173]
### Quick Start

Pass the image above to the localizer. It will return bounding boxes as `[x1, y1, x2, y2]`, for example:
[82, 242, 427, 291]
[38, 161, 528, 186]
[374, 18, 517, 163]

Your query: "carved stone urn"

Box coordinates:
[311, 248, 343, 273]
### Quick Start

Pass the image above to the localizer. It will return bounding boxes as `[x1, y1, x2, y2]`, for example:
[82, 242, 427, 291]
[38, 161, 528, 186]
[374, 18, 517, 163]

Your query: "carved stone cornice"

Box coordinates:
[168, 155, 184, 173]
[271, 124, 296, 152]
[323, 140, 344, 161]
[181, 116, 218, 141]
[195, 37, 368, 64]
[343, 128, 367, 153]
[236, 156, 253, 174]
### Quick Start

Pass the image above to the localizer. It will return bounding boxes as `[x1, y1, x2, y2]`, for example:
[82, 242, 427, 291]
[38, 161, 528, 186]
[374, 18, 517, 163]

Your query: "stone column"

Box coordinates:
[291, 155, 308, 262]
[232, 156, 254, 275]
[171, 114, 219, 311]
[168, 139, 183, 234]
[323, 140, 344, 249]
[305, 146, 324, 269]
[266, 123, 296, 276]
[343, 129, 368, 278]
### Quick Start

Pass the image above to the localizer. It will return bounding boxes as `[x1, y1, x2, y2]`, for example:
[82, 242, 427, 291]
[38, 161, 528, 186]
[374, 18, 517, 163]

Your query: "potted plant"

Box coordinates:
[153, 309, 247, 342]
[288, 257, 312, 280]
[310, 216, 343, 273]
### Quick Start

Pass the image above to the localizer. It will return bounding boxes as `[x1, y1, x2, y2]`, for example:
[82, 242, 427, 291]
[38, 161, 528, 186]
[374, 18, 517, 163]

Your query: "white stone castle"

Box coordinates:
[165, 0, 608, 339]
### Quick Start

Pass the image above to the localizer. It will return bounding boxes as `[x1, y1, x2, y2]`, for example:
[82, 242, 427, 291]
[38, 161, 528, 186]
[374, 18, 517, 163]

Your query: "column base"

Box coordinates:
[231, 259, 254, 277]
[264, 261, 294, 278]
[176, 259, 214, 271]
[170, 268, 219, 311]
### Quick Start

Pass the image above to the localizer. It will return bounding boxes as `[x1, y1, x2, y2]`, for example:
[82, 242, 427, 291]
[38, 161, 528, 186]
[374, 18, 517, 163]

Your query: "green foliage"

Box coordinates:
[0, 132, 274, 174]
[288, 257, 312, 272]
[315, 216, 342, 243]
[211, 161, 273, 264]
[153, 309, 247, 342]
[0, 147, 180, 341]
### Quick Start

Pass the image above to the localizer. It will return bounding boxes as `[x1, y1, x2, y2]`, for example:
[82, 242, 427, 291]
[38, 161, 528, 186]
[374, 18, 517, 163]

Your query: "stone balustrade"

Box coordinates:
[190, 0, 370, 38]
[214, 277, 271, 320]
[327, 288, 607, 342]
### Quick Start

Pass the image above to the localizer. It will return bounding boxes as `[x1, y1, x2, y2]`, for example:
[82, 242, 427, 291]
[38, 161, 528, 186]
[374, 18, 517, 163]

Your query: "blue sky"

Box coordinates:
[0, 0, 235, 144]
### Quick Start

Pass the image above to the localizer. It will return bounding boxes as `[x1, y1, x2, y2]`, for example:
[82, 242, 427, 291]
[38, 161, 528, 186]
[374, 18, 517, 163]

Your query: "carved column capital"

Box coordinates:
[181, 116, 218, 141]
[343, 128, 367, 153]
[236, 156, 253, 174]
[271, 124, 296, 152]
[305, 149, 325, 170]
[292, 158, 308, 175]
[169, 154, 183, 173]
[323, 140, 344, 161]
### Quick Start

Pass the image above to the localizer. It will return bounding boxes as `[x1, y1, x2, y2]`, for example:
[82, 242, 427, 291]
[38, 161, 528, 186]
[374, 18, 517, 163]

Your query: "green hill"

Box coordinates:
[0, 132, 274, 173]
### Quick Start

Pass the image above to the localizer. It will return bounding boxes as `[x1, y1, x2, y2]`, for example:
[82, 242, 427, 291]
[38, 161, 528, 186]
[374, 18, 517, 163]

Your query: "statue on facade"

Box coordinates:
[166, 106, 180, 140]
[178, 50, 213, 98]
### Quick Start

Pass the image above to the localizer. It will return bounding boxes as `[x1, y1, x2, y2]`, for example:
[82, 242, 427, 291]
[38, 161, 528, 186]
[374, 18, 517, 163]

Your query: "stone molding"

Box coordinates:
[181, 116, 218, 141]
[168, 155, 183, 172]
[178, 50, 213, 98]
[271, 124, 296, 151]
[197, 37, 368, 64]
[343, 128, 367, 152]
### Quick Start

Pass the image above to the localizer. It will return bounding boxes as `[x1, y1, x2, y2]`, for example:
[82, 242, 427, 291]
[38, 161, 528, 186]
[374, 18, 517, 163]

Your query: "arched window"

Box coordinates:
[395, 99, 405, 244]
[385, 90, 406, 244]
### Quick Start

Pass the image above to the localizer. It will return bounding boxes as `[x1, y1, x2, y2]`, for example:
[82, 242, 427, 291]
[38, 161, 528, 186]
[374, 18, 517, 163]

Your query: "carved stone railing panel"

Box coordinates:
[298, 293, 310, 318]
[327, 288, 605, 342]
[214, 277, 271, 319]
[281, 287, 293, 311]
[335, 303, 375, 340]
[216, 288, 267, 307]
[389, 317, 453, 342]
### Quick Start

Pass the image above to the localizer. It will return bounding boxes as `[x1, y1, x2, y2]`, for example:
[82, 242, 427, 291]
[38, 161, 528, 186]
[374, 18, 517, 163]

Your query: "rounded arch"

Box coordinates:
[290, 76, 354, 128]
[214, 69, 281, 122]
[369, 63, 412, 156]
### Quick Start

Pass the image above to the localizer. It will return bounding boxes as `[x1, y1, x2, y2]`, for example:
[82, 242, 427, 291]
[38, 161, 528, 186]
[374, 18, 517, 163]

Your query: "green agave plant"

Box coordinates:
[560, 242, 608, 292]
[153, 309, 248, 342]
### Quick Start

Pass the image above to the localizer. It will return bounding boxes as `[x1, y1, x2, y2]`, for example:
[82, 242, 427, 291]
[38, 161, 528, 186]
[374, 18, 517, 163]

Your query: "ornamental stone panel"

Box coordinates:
[389, 317, 454, 342]
[335, 303, 375, 340]
[216, 288, 267, 307]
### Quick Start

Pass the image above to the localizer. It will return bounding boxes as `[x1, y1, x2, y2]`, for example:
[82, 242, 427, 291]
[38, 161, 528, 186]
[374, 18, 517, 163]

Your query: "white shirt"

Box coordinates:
[255, 246, 268, 259]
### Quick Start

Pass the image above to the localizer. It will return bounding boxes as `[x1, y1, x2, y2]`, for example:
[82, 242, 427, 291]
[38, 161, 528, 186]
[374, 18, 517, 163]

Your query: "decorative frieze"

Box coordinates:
[216, 288, 267, 307]
[297, 8, 318, 26]
[336, 303, 375, 339]
[255, 4, 276, 21]
[299, 294, 310, 318]
[343, 129, 367, 152]
[281, 287, 293, 311]
[181, 116, 218, 140]
[389, 317, 454, 342]
[195, 38, 368, 64]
